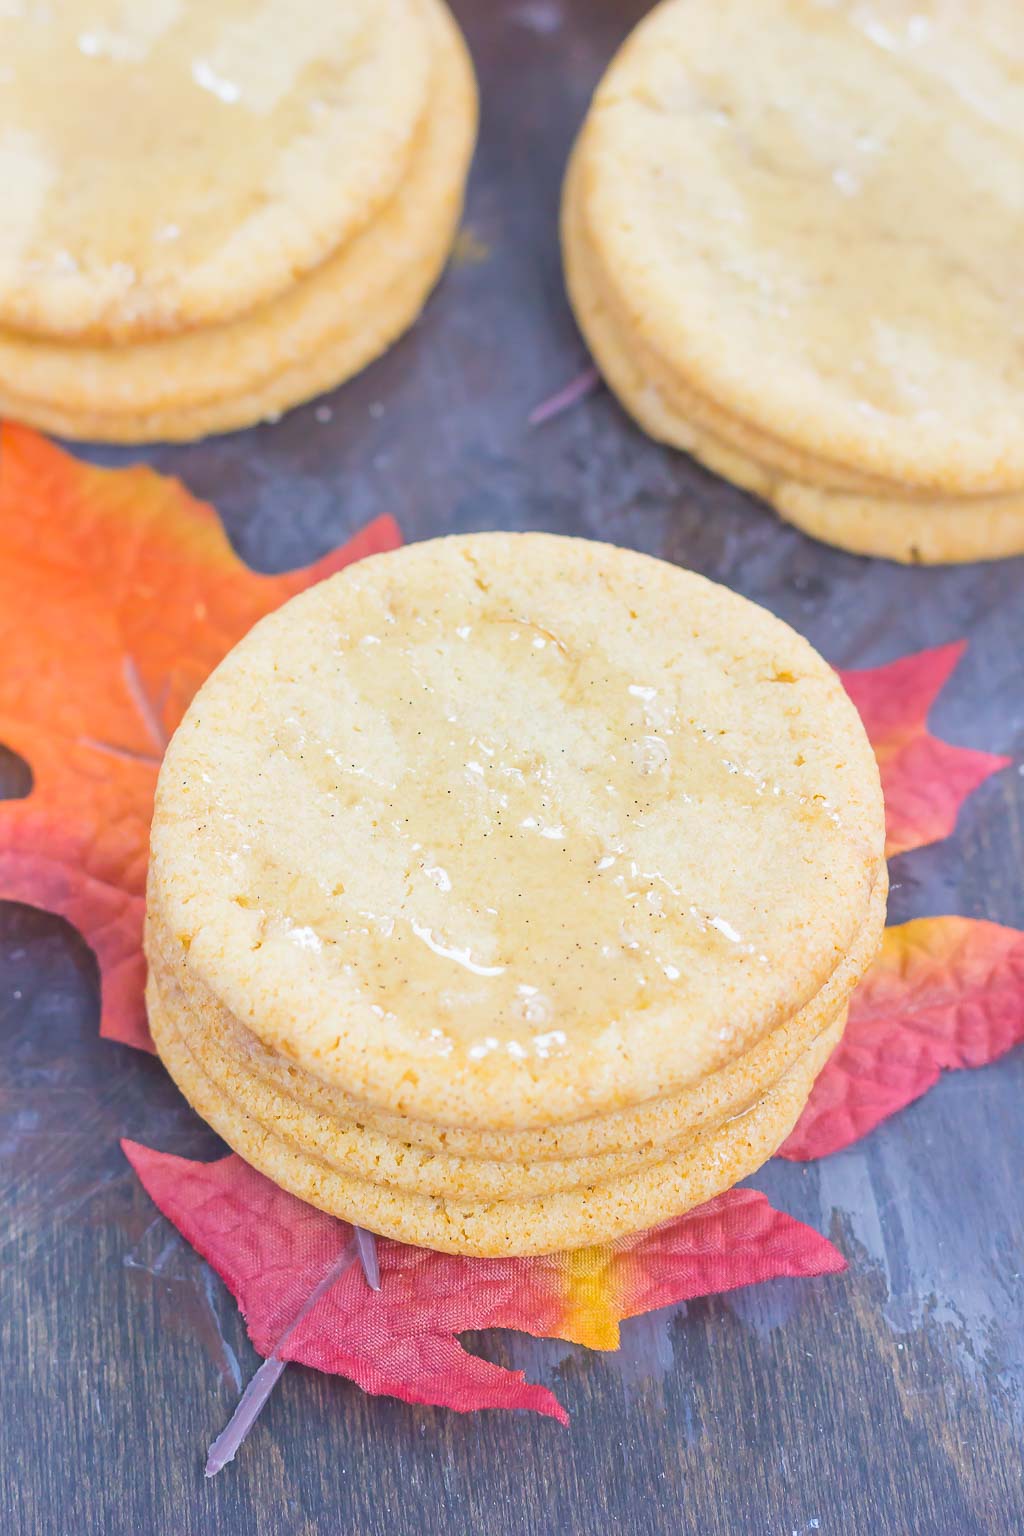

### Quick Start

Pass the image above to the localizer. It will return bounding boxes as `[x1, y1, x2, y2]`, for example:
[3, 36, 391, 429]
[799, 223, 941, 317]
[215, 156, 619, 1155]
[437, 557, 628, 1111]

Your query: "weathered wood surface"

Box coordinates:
[2, 3, 1022, 1531]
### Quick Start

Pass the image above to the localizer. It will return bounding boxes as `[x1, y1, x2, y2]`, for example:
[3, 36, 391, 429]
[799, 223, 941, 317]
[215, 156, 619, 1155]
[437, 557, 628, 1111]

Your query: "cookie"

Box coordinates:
[146, 533, 885, 1252]
[146, 962, 846, 1256]
[145, 869, 885, 1176]
[0, 0, 432, 340]
[148, 533, 885, 1132]
[0, 0, 476, 442]
[564, 0, 1024, 562]
[150, 944, 852, 1202]
[562, 152, 1024, 564]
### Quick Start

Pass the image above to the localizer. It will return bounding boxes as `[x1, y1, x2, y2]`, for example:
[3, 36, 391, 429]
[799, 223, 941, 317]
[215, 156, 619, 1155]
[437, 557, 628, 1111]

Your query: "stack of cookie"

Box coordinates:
[563, 0, 1024, 564]
[146, 534, 886, 1257]
[0, 0, 476, 443]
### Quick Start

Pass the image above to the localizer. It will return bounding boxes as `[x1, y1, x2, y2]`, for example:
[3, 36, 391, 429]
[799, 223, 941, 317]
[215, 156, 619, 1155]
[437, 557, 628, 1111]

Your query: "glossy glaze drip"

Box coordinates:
[207, 598, 850, 1061]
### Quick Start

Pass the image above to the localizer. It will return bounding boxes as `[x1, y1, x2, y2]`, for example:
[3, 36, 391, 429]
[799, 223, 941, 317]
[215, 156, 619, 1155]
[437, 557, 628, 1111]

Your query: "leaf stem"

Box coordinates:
[205, 1237, 357, 1476]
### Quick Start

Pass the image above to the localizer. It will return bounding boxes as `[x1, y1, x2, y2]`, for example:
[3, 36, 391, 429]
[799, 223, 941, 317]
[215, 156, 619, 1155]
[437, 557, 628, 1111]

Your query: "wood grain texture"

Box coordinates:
[2, 3, 1023, 1532]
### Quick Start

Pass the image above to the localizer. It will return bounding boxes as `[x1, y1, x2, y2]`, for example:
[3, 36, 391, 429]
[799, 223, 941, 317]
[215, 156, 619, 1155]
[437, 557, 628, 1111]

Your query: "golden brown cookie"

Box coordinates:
[564, 0, 1024, 562]
[0, 0, 476, 442]
[148, 533, 885, 1131]
[145, 871, 885, 1178]
[147, 963, 846, 1256]
[0, 0, 433, 340]
[145, 534, 886, 1252]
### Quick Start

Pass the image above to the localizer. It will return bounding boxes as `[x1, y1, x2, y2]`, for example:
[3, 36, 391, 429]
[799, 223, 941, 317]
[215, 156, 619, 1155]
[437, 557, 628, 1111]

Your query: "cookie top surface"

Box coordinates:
[149, 533, 884, 1128]
[0, 0, 433, 340]
[579, 0, 1024, 494]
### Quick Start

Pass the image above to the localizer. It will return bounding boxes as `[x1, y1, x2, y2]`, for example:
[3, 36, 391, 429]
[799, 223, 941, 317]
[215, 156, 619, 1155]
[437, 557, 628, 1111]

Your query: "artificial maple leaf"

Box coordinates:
[780, 916, 1024, 1161]
[122, 1142, 846, 1424]
[0, 424, 401, 1051]
[839, 643, 1009, 859]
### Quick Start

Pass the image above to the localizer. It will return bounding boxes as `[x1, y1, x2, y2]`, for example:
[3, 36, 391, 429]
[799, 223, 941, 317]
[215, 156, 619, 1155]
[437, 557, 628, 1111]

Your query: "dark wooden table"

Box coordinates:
[3, 4, 1023, 1532]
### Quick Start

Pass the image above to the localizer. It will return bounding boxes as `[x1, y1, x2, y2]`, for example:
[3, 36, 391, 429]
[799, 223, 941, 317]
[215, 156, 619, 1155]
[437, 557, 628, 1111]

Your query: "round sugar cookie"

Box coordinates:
[0, 0, 477, 443]
[0, 0, 434, 340]
[568, 0, 1024, 541]
[148, 532, 885, 1131]
[153, 951, 853, 1202]
[562, 158, 1024, 564]
[146, 920, 853, 1200]
[146, 968, 844, 1256]
[144, 869, 885, 1168]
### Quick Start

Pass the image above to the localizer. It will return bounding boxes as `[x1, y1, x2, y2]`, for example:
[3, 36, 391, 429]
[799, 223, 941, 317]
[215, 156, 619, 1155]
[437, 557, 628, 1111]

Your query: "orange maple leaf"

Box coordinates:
[840, 645, 1010, 858]
[0, 424, 401, 1051]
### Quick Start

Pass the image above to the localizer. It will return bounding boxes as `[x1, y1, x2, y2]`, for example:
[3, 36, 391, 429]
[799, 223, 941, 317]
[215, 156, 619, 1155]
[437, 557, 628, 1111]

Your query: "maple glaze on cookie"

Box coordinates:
[148, 533, 885, 1131]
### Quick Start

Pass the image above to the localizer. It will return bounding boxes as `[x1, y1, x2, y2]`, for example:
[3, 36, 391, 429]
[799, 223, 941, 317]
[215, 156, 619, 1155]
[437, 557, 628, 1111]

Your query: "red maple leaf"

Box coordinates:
[0, 424, 401, 1051]
[122, 1141, 845, 1428]
[839, 643, 1010, 858]
[780, 916, 1024, 1160]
